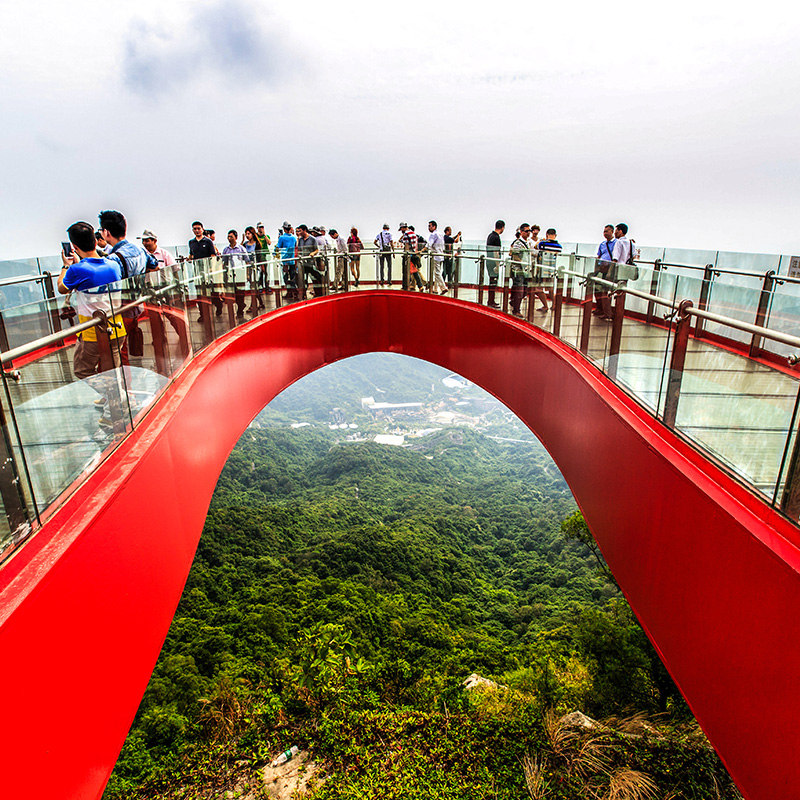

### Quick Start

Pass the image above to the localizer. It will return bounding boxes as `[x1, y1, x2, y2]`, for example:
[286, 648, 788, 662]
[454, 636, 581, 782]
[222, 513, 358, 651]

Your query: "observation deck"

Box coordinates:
[0, 242, 799, 800]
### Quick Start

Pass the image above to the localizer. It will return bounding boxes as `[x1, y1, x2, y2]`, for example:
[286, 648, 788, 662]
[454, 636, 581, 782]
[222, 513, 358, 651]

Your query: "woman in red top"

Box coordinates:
[347, 227, 363, 287]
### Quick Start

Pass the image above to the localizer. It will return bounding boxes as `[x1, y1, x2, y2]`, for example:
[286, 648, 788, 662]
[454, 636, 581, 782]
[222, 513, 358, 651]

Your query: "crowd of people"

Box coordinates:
[485, 220, 633, 319]
[56, 209, 632, 433]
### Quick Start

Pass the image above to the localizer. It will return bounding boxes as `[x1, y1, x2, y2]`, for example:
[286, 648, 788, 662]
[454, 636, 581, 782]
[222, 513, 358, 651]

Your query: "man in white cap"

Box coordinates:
[137, 229, 177, 277]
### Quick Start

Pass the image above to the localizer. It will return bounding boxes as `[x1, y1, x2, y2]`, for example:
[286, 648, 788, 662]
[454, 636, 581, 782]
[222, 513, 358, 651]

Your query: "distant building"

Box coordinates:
[363, 400, 424, 419]
[442, 374, 471, 389]
[374, 434, 405, 446]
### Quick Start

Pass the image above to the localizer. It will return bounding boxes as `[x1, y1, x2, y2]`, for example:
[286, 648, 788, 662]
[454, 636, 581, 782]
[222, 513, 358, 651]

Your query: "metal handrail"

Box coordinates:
[0, 318, 101, 365]
[567, 269, 800, 354]
[2, 255, 800, 561]
[4, 256, 798, 364]
[0, 282, 177, 365]
[687, 306, 800, 350]
[0, 273, 50, 289]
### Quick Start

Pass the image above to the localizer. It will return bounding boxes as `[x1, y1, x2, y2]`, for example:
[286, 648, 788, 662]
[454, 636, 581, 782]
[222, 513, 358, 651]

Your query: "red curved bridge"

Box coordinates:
[1, 292, 799, 799]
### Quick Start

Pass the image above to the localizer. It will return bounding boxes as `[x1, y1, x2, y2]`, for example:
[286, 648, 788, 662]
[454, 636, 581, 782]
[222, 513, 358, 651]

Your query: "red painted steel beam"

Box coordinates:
[0, 292, 798, 799]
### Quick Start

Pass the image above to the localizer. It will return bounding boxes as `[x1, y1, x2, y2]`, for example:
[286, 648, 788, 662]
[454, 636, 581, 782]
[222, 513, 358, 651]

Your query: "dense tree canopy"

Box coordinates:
[105, 415, 739, 799]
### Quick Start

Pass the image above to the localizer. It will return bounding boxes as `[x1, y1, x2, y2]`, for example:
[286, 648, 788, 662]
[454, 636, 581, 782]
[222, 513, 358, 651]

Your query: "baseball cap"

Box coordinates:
[282, 220, 292, 228]
[257, 221, 265, 227]
[137, 229, 157, 240]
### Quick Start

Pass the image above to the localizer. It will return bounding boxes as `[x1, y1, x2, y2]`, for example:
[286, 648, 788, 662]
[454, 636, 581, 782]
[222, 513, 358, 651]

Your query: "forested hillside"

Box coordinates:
[104, 355, 738, 798]
[105, 424, 740, 799]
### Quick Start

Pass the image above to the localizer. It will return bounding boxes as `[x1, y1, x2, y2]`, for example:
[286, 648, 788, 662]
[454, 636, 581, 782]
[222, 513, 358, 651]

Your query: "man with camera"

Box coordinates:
[58, 222, 126, 433]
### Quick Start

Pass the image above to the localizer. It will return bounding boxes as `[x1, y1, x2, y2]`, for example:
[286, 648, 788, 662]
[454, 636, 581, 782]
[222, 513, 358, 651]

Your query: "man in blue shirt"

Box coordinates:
[532, 228, 562, 312]
[58, 221, 126, 432]
[593, 224, 616, 319]
[275, 222, 298, 300]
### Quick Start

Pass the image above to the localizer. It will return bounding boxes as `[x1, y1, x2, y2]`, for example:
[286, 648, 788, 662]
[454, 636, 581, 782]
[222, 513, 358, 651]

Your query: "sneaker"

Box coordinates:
[487, 302, 501, 309]
[98, 415, 114, 429]
[93, 397, 107, 407]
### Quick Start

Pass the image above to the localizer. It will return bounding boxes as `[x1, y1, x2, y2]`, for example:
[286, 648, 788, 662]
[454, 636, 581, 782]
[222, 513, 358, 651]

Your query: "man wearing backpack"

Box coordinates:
[593, 224, 616, 320]
[612, 223, 632, 269]
[99, 210, 149, 278]
[374, 224, 394, 285]
[99, 210, 151, 369]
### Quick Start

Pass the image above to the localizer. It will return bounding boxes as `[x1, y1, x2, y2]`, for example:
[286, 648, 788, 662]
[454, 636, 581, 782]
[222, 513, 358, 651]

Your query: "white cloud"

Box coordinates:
[1, 0, 799, 259]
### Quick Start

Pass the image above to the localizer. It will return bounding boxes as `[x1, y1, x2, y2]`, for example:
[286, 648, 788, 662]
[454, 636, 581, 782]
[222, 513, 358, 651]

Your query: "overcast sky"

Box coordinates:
[1, 0, 799, 260]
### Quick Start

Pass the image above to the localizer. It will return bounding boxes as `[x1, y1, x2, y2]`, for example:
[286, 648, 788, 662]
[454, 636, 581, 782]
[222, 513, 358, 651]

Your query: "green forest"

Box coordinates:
[104, 355, 741, 799]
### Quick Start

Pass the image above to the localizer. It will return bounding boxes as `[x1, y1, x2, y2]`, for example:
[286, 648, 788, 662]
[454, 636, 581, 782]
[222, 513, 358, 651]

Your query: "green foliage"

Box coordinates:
[103, 424, 736, 799]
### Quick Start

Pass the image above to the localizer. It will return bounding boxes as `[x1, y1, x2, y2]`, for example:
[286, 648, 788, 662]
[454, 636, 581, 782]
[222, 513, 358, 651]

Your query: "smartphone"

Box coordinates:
[61, 241, 72, 258]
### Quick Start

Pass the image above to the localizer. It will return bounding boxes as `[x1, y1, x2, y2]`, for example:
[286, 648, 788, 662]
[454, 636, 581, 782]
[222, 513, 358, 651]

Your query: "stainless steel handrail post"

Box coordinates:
[606, 289, 626, 381]
[579, 276, 594, 355]
[646, 259, 663, 324]
[552, 274, 563, 337]
[695, 264, 715, 339]
[662, 300, 695, 428]
[0, 368, 34, 545]
[751, 270, 776, 358]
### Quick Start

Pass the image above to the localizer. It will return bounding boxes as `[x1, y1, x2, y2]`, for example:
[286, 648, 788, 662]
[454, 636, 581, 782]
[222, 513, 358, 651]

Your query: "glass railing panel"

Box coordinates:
[607, 268, 680, 416]
[0, 258, 41, 282]
[670, 271, 798, 495]
[615, 261, 655, 318]
[1, 281, 138, 520]
[574, 242, 598, 257]
[1, 294, 62, 352]
[183, 258, 222, 352]
[36, 255, 65, 275]
[107, 277, 173, 427]
[662, 247, 717, 270]
[455, 247, 479, 287]
[653, 267, 705, 312]
[715, 249, 781, 275]
[354, 248, 377, 287]
[637, 245, 666, 263]
[773, 385, 800, 514]
[0, 371, 40, 561]
[0, 274, 48, 312]
[701, 280, 763, 347]
[556, 255, 594, 350]
[762, 282, 800, 360]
